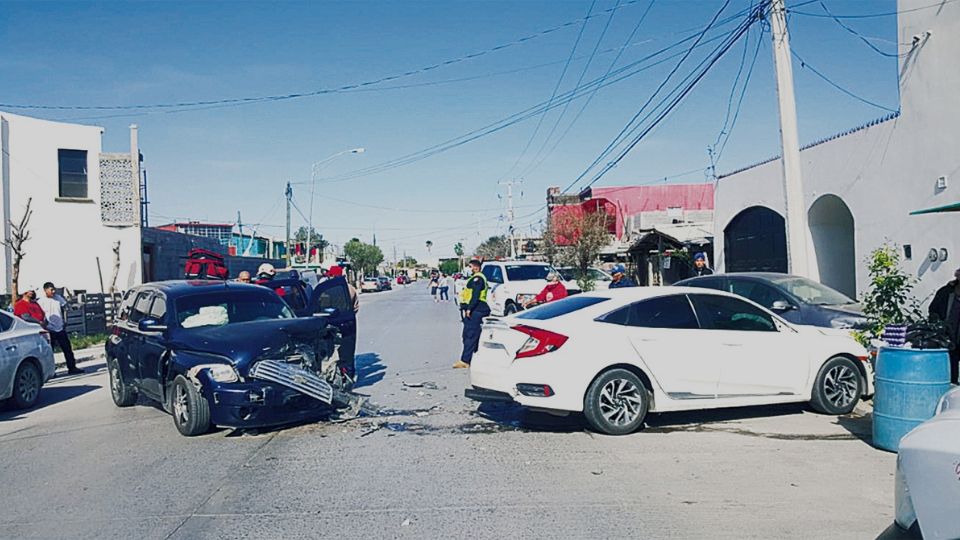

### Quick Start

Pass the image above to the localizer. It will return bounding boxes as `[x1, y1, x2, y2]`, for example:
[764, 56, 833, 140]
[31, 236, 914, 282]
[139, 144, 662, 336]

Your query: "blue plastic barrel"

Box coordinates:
[872, 347, 952, 452]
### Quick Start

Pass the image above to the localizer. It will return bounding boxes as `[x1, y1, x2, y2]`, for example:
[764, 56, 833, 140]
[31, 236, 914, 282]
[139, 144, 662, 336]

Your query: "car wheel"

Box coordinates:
[170, 375, 211, 436]
[10, 361, 41, 409]
[108, 357, 137, 407]
[504, 302, 519, 315]
[810, 356, 863, 415]
[583, 368, 649, 435]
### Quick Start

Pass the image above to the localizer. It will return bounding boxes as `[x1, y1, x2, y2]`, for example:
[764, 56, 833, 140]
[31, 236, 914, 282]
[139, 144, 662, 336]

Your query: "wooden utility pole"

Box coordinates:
[770, 0, 810, 276]
[285, 182, 292, 266]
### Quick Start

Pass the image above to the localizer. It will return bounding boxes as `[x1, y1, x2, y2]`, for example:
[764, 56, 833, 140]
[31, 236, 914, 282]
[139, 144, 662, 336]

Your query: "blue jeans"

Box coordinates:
[439, 286, 449, 301]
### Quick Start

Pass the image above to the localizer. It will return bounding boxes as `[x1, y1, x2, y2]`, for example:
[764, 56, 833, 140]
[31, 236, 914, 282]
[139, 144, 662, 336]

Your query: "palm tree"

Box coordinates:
[425, 240, 433, 253]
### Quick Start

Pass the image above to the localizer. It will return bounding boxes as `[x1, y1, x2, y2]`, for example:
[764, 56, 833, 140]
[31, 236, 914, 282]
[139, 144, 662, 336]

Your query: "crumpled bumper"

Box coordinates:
[196, 372, 332, 429]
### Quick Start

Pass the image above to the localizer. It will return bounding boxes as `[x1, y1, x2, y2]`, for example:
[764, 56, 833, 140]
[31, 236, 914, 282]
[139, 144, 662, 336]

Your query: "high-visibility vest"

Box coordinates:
[463, 272, 488, 304]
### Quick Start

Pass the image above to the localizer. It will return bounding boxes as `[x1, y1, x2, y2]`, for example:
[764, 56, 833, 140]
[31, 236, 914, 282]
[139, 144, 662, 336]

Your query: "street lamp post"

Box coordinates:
[306, 147, 364, 266]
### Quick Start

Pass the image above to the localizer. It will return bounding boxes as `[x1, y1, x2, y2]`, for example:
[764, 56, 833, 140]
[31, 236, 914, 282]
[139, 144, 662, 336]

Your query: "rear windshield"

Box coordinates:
[515, 296, 608, 320]
[505, 265, 551, 281]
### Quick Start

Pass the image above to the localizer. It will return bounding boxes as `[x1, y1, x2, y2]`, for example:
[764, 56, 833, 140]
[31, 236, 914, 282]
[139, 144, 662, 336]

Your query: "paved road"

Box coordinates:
[1, 284, 907, 539]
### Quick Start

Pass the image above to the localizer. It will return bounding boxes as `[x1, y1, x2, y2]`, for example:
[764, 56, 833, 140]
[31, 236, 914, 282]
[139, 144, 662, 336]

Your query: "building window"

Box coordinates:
[58, 149, 88, 198]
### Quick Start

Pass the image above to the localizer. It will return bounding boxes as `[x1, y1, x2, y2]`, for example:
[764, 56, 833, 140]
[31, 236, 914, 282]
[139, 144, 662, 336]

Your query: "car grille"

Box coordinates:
[249, 360, 333, 404]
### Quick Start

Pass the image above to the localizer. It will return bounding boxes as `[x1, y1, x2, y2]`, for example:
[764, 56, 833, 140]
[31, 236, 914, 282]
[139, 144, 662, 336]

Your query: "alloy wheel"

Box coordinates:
[17, 366, 39, 404]
[598, 378, 643, 426]
[110, 364, 122, 400]
[174, 384, 189, 425]
[823, 364, 858, 409]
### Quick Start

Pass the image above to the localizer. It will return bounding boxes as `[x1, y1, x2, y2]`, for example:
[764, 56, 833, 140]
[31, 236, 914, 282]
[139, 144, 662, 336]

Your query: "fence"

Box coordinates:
[65, 291, 124, 337]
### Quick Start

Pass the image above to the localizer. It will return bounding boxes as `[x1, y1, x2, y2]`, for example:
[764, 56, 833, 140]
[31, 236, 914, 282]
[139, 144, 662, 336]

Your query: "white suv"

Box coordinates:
[480, 261, 579, 316]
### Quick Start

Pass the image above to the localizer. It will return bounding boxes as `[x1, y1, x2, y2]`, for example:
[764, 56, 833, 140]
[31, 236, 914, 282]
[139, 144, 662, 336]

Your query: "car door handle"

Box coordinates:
[5, 345, 16, 351]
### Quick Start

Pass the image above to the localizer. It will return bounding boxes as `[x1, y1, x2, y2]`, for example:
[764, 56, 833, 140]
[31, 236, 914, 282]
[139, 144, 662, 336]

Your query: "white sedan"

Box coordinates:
[467, 287, 873, 435]
[0, 311, 56, 409]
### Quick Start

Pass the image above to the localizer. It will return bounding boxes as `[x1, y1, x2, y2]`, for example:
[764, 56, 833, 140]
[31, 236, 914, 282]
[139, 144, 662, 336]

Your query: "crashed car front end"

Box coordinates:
[174, 320, 346, 430]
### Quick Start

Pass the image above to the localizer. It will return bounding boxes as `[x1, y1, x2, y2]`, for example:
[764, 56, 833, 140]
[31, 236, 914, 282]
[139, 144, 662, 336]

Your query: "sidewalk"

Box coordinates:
[54, 344, 106, 370]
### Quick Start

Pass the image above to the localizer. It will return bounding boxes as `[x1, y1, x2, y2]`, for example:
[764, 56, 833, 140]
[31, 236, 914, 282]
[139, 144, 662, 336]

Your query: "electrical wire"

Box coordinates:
[791, 50, 899, 113]
[788, 0, 957, 19]
[816, 1, 907, 58]
[714, 23, 764, 166]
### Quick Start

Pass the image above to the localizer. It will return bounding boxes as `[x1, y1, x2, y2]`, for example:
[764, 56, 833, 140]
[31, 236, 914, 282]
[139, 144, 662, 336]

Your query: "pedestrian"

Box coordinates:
[37, 282, 83, 375]
[13, 287, 46, 326]
[608, 264, 637, 289]
[454, 259, 490, 369]
[429, 274, 440, 303]
[692, 252, 714, 277]
[439, 273, 452, 302]
[325, 265, 359, 382]
[928, 267, 960, 384]
[524, 271, 567, 308]
[236, 270, 252, 283]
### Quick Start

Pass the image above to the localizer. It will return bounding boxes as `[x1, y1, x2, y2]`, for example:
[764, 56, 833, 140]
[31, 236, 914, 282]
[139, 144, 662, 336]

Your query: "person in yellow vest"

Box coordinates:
[454, 259, 490, 369]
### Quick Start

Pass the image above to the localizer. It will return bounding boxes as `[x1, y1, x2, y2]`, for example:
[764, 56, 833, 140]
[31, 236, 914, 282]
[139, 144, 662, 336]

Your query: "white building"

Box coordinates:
[0, 111, 142, 296]
[715, 0, 959, 303]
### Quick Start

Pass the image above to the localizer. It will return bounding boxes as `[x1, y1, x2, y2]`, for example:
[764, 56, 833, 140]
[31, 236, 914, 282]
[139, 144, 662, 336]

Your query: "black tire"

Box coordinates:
[810, 356, 863, 415]
[108, 357, 137, 407]
[170, 375, 211, 436]
[504, 302, 519, 316]
[583, 368, 649, 435]
[10, 361, 41, 409]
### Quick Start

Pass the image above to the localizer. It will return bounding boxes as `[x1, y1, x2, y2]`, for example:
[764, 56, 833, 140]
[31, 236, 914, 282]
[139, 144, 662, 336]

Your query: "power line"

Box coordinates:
[713, 23, 765, 168]
[816, 1, 907, 58]
[791, 50, 899, 113]
[1, 0, 651, 113]
[788, 0, 958, 19]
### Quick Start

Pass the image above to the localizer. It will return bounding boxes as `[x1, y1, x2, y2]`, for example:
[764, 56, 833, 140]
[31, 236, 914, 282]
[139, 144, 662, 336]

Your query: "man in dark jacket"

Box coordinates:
[692, 252, 714, 277]
[929, 267, 960, 384]
[454, 259, 490, 369]
[608, 264, 636, 289]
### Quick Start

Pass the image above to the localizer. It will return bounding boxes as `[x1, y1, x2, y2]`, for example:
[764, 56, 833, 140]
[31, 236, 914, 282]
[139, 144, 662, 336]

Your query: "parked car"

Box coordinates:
[396, 275, 407, 285]
[675, 273, 868, 329]
[0, 311, 55, 410]
[361, 276, 381, 293]
[895, 385, 960, 539]
[466, 287, 873, 435]
[556, 267, 613, 290]
[377, 276, 392, 291]
[105, 279, 356, 436]
[481, 260, 580, 316]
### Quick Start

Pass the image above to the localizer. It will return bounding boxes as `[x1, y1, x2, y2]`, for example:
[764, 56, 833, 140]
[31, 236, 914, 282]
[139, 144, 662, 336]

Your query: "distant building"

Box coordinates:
[156, 221, 233, 247]
[0, 111, 143, 295]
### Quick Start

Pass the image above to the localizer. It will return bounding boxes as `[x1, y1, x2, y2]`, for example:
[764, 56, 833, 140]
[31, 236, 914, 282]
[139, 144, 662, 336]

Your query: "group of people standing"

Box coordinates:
[12, 282, 82, 375]
[429, 273, 455, 303]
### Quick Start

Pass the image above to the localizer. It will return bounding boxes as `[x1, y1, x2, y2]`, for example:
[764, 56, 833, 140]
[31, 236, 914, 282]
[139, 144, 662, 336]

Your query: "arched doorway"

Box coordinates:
[724, 206, 787, 273]
[808, 194, 856, 298]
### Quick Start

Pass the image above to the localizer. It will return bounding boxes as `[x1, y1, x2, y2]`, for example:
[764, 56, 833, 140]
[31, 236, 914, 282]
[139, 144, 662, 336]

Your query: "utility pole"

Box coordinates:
[770, 0, 810, 277]
[499, 180, 521, 259]
[236, 210, 243, 256]
[285, 181, 292, 267]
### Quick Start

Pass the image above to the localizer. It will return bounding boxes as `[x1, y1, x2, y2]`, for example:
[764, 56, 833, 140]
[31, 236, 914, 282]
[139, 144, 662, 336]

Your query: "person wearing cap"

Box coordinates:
[13, 287, 46, 327]
[524, 271, 567, 308]
[37, 282, 83, 375]
[323, 264, 360, 381]
[454, 259, 490, 369]
[692, 252, 714, 277]
[608, 264, 636, 289]
[254, 263, 286, 297]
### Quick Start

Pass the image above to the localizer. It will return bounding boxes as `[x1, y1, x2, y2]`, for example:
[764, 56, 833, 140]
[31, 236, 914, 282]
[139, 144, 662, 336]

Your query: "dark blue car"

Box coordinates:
[675, 272, 869, 329]
[106, 278, 356, 436]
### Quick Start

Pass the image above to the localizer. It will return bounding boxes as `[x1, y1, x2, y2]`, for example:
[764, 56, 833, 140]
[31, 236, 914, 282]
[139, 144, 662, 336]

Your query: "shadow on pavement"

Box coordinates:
[0, 384, 99, 421]
[353, 353, 385, 389]
[836, 412, 874, 446]
[474, 401, 586, 433]
[645, 402, 807, 431]
[875, 522, 922, 540]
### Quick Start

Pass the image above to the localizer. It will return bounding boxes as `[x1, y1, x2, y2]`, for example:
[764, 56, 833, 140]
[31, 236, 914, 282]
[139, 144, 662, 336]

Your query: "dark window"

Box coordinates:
[316, 283, 351, 313]
[58, 149, 88, 198]
[504, 264, 550, 281]
[627, 295, 699, 329]
[129, 292, 153, 324]
[0, 312, 14, 332]
[515, 296, 608, 320]
[689, 294, 777, 332]
[679, 276, 724, 291]
[598, 306, 630, 325]
[482, 265, 504, 284]
[149, 296, 167, 320]
[278, 285, 307, 312]
[728, 280, 790, 310]
[118, 290, 137, 321]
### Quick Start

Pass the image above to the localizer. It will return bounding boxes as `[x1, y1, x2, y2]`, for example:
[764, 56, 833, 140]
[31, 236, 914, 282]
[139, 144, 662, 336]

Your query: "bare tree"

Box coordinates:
[544, 208, 611, 291]
[109, 241, 121, 294]
[1, 198, 33, 301]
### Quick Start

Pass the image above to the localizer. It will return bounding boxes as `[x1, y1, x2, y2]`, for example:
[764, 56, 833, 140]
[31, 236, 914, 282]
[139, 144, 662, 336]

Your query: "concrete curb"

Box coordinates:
[55, 345, 106, 369]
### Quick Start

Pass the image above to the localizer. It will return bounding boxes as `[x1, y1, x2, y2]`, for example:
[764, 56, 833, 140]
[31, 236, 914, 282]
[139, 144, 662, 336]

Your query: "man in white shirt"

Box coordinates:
[38, 282, 82, 375]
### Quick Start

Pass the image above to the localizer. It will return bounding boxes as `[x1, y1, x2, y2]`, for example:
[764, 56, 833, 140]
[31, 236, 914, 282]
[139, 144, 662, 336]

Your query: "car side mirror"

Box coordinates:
[138, 318, 167, 333]
[771, 300, 795, 312]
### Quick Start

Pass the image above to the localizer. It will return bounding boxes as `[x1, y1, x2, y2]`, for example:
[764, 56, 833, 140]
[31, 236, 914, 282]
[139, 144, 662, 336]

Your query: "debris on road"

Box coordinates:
[402, 380, 441, 390]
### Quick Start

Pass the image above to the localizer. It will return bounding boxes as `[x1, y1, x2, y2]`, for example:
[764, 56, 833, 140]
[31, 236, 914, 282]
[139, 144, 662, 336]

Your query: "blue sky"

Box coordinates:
[0, 0, 900, 261]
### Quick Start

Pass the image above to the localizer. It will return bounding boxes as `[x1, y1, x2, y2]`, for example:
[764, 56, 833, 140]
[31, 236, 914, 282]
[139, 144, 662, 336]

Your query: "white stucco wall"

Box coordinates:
[715, 0, 960, 304]
[0, 111, 142, 295]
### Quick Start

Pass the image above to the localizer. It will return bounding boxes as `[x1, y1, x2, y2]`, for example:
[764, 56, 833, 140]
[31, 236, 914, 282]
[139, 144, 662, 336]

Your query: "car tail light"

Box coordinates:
[512, 325, 568, 359]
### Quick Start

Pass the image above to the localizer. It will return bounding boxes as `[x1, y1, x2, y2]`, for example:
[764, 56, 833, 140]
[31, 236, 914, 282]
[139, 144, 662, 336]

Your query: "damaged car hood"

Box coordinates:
[168, 316, 332, 370]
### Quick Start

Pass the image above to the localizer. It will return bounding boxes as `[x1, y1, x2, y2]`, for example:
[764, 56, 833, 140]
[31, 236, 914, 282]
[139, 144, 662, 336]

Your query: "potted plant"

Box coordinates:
[856, 244, 918, 348]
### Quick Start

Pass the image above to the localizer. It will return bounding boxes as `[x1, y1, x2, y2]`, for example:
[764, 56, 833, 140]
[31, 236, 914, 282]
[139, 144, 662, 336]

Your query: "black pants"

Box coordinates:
[460, 312, 486, 363]
[337, 326, 357, 378]
[950, 347, 959, 385]
[50, 330, 77, 371]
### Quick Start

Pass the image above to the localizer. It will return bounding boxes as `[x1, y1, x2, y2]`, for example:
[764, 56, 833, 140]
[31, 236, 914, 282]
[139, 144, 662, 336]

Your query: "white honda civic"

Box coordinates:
[467, 287, 873, 435]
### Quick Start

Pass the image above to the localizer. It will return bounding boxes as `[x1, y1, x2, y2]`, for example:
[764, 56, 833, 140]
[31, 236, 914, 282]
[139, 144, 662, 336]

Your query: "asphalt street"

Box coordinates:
[1, 283, 908, 539]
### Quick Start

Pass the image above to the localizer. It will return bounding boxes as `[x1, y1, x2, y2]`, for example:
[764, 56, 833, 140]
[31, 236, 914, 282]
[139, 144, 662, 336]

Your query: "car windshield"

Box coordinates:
[174, 292, 294, 329]
[557, 268, 577, 281]
[769, 276, 855, 305]
[516, 296, 609, 320]
[505, 264, 552, 281]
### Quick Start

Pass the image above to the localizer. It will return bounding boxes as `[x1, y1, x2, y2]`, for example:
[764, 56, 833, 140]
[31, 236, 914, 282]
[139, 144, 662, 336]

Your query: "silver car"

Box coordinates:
[0, 311, 56, 409]
[895, 385, 960, 539]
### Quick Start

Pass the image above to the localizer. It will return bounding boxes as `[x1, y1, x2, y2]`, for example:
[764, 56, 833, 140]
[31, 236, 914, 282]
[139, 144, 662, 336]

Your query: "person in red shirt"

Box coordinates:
[524, 271, 568, 309]
[13, 288, 46, 327]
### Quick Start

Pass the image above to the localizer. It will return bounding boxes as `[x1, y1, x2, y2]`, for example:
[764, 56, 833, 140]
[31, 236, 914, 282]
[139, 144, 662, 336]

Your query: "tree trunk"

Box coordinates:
[108, 241, 121, 294]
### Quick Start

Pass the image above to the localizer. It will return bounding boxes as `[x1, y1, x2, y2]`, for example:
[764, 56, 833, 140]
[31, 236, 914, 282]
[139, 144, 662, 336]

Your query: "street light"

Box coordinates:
[306, 147, 364, 266]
